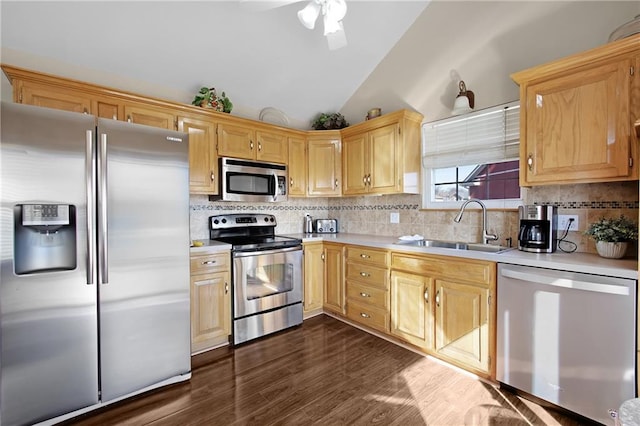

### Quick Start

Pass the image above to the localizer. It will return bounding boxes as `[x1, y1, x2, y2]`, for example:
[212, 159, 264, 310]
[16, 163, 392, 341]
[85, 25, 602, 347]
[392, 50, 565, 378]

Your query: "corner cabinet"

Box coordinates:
[390, 252, 496, 378]
[341, 110, 423, 195]
[512, 34, 640, 186]
[190, 250, 231, 354]
[307, 131, 342, 197]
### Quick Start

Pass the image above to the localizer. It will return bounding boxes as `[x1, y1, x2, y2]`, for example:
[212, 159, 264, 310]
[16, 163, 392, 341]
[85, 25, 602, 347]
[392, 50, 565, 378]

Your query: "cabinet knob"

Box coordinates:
[424, 289, 429, 303]
[435, 290, 440, 307]
[334, 179, 339, 189]
[360, 292, 370, 298]
[290, 178, 294, 187]
[363, 175, 367, 185]
[258, 141, 262, 151]
[211, 172, 215, 182]
[321, 252, 325, 261]
[527, 154, 533, 171]
[360, 312, 371, 319]
[127, 115, 132, 123]
[250, 140, 254, 150]
[225, 282, 229, 294]
[359, 271, 370, 277]
[367, 174, 371, 184]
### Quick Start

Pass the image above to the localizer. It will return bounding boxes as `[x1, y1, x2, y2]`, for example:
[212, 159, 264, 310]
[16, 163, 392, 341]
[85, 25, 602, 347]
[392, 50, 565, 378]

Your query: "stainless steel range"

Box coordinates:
[209, 214, 303, 345]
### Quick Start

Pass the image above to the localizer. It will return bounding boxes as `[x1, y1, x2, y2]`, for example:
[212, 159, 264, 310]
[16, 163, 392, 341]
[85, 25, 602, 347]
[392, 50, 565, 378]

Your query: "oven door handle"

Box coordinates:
[233, 246, 302, 258]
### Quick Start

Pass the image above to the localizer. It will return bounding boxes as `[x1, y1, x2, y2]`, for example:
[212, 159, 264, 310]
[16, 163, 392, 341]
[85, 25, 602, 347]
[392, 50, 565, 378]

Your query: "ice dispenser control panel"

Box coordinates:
[22, 204, 70, 226]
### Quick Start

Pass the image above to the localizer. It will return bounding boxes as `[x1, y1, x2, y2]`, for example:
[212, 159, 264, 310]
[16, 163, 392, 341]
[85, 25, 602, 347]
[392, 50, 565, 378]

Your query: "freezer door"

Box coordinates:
[0, 103, 99, 425]
[96, 118, 191, 402]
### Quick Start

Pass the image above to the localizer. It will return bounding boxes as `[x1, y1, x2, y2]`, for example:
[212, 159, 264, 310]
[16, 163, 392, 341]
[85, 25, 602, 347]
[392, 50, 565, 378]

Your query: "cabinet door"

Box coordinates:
[390, 271, 433, 350]
[178, 115, 217, 194]
[434, 279, 489, 372]
[323, 243, 344, 315]
[190, 271, 230, 353]
[256, 130, 288, 163]
[124, 104, 176, 130]
[369, 124, 400, 193]
[308, 138, 342, 196]
[217, 123, 255, 159]
[303, 242, 324, 314]
[342, 133, 368, 195]
[93, 97, 123, 121]
[288, 136, 307, 196]
[523, 59, 633, 185]
[19, 80, 92, 114]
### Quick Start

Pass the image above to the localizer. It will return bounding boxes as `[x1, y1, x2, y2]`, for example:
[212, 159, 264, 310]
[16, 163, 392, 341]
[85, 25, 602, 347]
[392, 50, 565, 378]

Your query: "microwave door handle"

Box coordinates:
[272, 171, 278, 202]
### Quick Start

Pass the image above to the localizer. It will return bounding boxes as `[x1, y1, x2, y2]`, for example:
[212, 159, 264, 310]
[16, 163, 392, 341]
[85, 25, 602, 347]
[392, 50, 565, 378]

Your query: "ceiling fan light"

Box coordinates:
[325, 0, 347, 22]
[323, 13, 342, 35]
[298, 1, 321, 30]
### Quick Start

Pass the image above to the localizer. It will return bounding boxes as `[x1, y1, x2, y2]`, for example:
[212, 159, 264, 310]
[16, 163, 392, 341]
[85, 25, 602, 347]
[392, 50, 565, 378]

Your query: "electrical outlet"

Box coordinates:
[390, 212, 400, 224]
[558, 214, 579, 231]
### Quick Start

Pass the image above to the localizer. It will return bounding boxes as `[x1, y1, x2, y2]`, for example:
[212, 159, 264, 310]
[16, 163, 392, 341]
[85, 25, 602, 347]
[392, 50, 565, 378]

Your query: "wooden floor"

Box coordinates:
[68, 315, 587, 426]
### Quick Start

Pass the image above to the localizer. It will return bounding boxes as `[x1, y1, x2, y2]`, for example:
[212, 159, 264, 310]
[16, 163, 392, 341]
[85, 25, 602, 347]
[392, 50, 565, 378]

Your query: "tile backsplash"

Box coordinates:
[190, 181, 639, 256]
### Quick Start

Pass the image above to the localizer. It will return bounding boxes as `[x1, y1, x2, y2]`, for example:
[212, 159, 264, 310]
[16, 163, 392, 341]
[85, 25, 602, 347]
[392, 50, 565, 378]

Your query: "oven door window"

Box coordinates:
[245, 262, 293, 299]
[227, 172, 274, 196]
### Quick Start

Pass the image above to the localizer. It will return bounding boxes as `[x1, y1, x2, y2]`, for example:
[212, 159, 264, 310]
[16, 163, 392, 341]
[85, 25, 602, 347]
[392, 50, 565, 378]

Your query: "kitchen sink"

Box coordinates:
[396, 239, 512, 253]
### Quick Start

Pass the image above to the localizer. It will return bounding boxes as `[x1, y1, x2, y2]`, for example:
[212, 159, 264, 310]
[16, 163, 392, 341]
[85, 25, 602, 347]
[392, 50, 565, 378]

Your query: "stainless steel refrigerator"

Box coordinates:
[0, 102, 192, 426]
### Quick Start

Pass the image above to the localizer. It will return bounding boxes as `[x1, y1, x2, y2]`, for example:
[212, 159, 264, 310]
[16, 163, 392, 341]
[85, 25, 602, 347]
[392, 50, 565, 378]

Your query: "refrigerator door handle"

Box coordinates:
[86, 129, 96, 285]
[98, 132, 109, 284]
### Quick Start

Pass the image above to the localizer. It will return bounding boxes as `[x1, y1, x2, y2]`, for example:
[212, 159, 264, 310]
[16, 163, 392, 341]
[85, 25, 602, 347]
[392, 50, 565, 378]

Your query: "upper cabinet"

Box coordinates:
[124, 103, 177, 130]
[217, 122, 288, 164]
[307, 131, 342, 197]
[512, 34, 640, 186]
[288, 135, 307, 197]
[341, 110, 423, 196]
[178, 113, 218, 195]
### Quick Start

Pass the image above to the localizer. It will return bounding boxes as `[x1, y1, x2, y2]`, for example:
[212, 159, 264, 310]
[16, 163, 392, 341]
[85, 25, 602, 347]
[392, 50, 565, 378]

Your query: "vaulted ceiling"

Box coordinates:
[1, 1, 638, 129]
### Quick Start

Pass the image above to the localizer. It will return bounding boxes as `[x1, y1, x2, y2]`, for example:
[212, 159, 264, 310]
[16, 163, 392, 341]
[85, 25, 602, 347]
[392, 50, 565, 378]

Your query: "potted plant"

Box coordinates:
[584, 215, 638, 258]
[191, 87, 233, 113]
[311, 112, 349, 130]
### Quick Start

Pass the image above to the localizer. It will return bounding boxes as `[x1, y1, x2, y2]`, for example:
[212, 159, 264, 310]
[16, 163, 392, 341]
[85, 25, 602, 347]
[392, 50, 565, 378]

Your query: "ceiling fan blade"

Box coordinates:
[239, 0, 300, 12]
[326, 24, 347, 50]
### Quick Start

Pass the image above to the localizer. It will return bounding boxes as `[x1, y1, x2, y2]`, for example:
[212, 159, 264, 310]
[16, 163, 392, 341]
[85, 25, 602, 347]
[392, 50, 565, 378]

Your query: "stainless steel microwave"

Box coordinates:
[211, 157, 288, 202]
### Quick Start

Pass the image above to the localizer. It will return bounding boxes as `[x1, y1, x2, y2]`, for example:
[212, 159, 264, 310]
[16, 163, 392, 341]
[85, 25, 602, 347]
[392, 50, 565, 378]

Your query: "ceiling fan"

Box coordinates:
[241, 0, 348, 50]
[297, 0, 348, 50]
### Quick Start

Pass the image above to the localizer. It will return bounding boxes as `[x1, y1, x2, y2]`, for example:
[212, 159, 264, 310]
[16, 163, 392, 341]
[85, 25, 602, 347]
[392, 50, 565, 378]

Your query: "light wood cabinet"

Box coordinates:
[341, 110, 423, 195]
[190, 250, 231, 353]
[390, 252, 495, 378]
[178, 114, 218, 194]
[344, 245, 390, 333]
[307, 131, 342, 197]
[303, 241, 324, 316]
[512, 34, 639, 186]
[288, 136, 307, 196]
[14, 78, 93, 114]
[124, 103, 177, 130]
[323, 243, 344, 315]
[217, 123, 288, 164]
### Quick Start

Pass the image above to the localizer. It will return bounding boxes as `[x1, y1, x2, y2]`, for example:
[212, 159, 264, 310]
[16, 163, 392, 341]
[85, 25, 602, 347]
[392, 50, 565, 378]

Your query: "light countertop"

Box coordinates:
[189, 240, 231, 254]
[287, 233, 638, 280]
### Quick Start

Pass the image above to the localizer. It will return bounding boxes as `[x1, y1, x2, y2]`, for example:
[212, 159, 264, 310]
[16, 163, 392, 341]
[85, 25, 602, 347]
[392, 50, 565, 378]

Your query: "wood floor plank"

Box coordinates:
[68, 315, 586, 426]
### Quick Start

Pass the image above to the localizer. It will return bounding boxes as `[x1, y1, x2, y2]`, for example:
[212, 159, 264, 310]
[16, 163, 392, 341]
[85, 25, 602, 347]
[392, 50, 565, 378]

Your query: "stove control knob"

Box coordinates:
[264, 217, 269, 222]
[221, 218, 227, 224]
[270, 217, 275, 222]
[213, 219, 219, 225]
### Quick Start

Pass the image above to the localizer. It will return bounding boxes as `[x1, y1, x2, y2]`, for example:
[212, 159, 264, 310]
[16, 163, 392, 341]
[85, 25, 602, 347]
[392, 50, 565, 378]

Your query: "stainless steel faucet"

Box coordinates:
[453, 199, 499, 244]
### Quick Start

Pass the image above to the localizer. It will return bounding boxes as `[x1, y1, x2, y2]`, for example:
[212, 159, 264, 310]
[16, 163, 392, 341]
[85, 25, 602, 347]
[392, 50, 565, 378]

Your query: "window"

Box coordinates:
[422, 101, 521, 209]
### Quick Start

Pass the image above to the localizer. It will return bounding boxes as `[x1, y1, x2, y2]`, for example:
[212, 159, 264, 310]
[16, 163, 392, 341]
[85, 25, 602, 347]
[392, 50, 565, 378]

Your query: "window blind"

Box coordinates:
[422, 101, 520, 169]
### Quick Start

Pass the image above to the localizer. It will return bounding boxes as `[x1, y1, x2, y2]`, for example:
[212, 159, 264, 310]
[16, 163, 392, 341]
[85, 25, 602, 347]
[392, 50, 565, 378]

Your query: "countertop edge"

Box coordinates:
[190, 240, 232, 254]
[289, 233, 638, 280]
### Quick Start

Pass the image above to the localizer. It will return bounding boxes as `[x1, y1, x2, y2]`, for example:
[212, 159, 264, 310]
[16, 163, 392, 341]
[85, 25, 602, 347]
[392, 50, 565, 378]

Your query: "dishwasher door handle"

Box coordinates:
[500, 268, 630, 296]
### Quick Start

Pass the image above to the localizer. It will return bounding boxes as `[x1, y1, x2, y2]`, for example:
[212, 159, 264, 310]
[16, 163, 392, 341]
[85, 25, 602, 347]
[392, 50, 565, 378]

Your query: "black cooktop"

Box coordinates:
[213, 235, 302, 251]
[209, 213, 301, 251]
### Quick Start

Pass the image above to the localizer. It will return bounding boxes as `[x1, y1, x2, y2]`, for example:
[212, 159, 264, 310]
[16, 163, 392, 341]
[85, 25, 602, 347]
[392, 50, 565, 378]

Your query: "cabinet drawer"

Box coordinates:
[346, 281, 388, 310]
[346, 300, 389, 333]
[190, 252, 230, 274]
[345, 262, 388, 289]
[345, 246, 389, 266]
[391, 253, 493, 286]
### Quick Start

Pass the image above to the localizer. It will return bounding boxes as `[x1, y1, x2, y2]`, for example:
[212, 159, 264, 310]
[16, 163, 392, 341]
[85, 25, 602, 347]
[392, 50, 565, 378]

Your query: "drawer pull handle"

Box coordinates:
[250, 140, 254, 150]
[527, 154, 533, 171]
[202, 260, 216, 265]
[435, 290, 440, 307]
[360, 312, 370, 318]
[210, 172, 215, 182]
[360, 292, 370, 298]
[360, 254, 370, 259]
[225, 282, 229, 294]
[424, 289, 429, 303]
[360, 272, 370, 277]
[290, 178, 294, 187]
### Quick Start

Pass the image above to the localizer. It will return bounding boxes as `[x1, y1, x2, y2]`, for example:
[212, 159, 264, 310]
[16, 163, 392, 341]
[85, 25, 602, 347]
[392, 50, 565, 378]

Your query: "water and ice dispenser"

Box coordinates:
[14, 203, 77, 275]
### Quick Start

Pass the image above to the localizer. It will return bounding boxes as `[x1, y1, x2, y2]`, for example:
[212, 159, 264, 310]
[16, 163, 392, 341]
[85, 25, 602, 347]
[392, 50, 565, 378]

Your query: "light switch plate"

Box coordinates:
[390, 212, 400, 224]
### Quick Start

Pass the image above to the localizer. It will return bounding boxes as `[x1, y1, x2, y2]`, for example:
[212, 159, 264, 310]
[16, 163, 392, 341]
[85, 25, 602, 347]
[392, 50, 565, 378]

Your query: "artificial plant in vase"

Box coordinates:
[191, 87, 233, 113]
[311, 112, 349, 130]
[584, 215, 638, 258]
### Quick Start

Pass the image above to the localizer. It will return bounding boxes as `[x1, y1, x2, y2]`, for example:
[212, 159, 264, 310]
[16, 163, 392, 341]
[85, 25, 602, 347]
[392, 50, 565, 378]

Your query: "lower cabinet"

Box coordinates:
[189, 250, 231, 354]
[323, 243, 345, 315]
[390, 252, 495, 377]
[303, 241, 325, 316]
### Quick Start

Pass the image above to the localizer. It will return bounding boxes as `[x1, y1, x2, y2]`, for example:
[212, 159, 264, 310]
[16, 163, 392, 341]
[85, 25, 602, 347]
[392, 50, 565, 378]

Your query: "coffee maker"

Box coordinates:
[518, 205, 558, 253]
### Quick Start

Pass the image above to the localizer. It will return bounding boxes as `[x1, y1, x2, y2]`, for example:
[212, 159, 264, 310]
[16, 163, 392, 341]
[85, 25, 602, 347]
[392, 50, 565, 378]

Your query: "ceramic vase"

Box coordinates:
[595, 241, 628, 259]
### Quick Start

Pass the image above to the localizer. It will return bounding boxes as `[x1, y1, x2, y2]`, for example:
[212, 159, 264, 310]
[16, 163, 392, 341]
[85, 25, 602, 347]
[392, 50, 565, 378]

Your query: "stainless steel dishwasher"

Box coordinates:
[497, 263, 637, 424]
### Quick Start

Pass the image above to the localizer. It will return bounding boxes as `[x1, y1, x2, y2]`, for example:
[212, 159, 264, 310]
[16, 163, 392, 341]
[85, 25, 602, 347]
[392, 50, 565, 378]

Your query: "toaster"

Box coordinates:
[314, 219, 338, 233]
